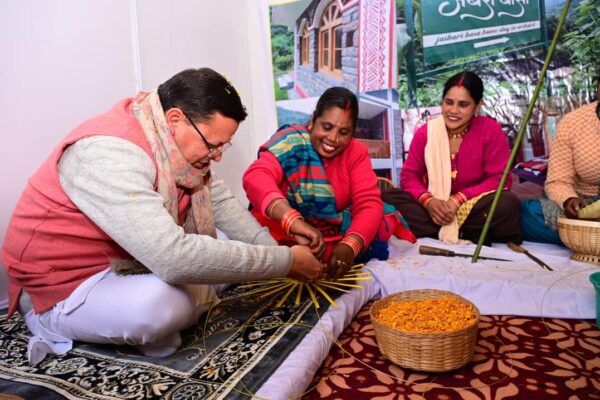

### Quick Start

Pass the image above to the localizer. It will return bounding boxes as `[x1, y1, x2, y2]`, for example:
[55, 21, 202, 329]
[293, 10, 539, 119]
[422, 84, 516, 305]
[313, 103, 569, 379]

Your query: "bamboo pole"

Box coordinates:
[472, 0, 572, 262]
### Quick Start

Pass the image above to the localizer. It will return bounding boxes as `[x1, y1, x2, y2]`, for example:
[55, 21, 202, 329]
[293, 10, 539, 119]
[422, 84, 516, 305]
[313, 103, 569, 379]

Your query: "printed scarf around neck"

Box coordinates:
[132, 90, 216, 238]
[261, 124, 342, 237]
[110, 91, 216, 275]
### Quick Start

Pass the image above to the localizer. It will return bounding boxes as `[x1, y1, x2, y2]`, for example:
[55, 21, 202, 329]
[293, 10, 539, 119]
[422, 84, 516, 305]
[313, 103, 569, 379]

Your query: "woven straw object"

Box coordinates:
[558, 216, 600, 265]
[370, 289, 480, 372]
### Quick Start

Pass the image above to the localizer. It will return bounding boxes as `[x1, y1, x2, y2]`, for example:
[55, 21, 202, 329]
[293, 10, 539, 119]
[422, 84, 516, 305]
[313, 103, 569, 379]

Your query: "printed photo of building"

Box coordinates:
[272, 0, 396, 98]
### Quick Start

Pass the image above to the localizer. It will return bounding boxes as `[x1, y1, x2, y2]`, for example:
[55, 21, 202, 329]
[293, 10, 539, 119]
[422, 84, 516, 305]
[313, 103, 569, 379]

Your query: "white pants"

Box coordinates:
[20, 268, 220, 365]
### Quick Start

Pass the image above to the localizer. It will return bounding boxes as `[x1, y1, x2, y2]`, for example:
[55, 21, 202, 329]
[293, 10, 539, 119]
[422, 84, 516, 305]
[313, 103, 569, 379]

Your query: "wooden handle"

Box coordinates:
[507, 242, 526, 253]
[418, 245, 454, 257]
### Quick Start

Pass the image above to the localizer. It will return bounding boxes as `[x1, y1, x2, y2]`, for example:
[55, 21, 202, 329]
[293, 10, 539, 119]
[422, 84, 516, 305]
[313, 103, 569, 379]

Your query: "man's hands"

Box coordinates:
[426, 198, 458, 226]
[563, 197, 587, 219]
[287, 242, 354, 282]
[287, 245, 324, 281]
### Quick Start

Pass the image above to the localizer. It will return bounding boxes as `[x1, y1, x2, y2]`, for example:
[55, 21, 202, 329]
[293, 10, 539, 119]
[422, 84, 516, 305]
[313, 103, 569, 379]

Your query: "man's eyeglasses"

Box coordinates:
[182, 111, 232, 157]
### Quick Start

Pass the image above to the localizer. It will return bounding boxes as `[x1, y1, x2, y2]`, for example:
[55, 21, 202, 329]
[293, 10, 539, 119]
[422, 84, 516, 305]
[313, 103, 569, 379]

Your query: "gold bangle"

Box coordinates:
[419, 192, 434, 207]
[280, 209, 303, 236]
[266, 198, 285, 218]
[449, 196, 461, 208]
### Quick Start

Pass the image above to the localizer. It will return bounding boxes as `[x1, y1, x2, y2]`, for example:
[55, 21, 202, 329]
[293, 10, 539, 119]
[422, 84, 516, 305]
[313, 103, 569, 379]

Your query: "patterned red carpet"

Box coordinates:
[305, 301, 600, 400]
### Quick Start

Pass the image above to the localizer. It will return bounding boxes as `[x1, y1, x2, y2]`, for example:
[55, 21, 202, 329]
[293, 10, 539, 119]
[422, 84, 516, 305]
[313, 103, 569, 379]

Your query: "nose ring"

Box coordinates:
[335, 137, 339, 144]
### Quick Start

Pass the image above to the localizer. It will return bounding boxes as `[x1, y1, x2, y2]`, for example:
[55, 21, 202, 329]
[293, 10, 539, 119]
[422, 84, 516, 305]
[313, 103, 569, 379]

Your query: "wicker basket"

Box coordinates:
[558, 216, 600, 265]
[370, 289, 480, 372]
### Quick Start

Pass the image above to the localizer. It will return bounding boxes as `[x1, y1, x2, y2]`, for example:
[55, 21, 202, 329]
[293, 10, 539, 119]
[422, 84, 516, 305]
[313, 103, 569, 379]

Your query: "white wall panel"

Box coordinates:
[0, 0, 137, 307]
[0, 0, 276, 306]
[135, 0, 277, 204]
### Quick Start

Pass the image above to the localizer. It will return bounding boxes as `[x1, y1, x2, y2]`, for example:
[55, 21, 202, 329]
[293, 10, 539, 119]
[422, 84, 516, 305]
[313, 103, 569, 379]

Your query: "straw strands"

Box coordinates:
[237, 263, 370, 309]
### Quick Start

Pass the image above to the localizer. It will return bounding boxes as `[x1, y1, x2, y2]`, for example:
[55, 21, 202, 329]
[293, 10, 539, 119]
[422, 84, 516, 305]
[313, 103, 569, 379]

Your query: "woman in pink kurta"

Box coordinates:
[244, 87, 414, 277]
[383, 71, 522, 244]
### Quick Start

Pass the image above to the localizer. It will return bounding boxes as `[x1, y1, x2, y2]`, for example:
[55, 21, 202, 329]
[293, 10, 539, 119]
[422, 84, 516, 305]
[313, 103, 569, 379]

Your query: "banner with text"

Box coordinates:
[422, 0, 542, 65]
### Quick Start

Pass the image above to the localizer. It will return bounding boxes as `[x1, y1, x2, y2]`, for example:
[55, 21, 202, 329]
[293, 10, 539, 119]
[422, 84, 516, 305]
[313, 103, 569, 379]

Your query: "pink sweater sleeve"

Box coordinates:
[242, 151, 286, 215]
[459, 120, 512, 199]
[400, 124, 429, 201]
[343, 142, 384, 246]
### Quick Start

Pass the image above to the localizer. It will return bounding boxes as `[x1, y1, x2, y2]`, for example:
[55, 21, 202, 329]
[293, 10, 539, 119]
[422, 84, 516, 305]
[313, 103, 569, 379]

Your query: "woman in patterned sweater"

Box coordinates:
[521, 78, 600, 243]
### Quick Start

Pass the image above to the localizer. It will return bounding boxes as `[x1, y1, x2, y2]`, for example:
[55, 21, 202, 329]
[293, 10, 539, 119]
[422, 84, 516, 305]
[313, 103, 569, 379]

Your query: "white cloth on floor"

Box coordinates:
[368, 237, 598, 319]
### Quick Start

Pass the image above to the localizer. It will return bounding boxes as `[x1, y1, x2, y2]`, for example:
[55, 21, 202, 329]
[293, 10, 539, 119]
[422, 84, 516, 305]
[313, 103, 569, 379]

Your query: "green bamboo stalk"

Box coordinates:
[472, 0, 572, 262]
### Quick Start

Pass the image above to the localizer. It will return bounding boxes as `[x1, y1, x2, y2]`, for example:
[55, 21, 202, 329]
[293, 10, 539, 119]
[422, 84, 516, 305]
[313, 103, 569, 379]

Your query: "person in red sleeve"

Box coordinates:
[243, 87, 415, 278]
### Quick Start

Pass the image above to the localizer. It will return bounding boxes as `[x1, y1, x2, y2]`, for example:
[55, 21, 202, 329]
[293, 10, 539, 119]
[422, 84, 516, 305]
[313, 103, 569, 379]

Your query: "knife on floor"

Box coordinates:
[418, 245, 510, 261]
[507, 242, 554, 271]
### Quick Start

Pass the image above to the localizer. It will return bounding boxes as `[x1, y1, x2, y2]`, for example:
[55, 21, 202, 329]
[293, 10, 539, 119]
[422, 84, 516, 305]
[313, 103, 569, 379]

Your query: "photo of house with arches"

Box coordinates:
[272, 0, 396, 98]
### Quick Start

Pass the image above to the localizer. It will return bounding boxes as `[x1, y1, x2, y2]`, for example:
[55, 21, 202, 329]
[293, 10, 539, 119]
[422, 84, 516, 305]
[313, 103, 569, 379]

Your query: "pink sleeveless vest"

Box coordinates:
[2, 98, 171, 316]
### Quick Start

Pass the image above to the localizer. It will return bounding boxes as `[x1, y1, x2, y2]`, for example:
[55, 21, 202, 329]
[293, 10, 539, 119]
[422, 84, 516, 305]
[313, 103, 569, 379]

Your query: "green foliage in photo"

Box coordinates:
[274, 79, 289, 101]
[271, 24, 294, 74]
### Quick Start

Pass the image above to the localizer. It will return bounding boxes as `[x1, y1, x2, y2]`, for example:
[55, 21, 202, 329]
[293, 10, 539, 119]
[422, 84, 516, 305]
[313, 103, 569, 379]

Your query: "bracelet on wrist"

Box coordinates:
[280, 209, 303, 236]
[266, 198, 285, 218]
[419, 192, 434, 208]
[450, 192, 466, 207]
[340, 235, 361, 257]
[449, 196, 461, 208]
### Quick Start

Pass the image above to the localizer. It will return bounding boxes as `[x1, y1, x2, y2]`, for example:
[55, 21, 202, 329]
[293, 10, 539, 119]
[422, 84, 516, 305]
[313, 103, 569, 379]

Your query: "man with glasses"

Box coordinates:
[182, 110, 233, 158]
[2, 68, 324, 365]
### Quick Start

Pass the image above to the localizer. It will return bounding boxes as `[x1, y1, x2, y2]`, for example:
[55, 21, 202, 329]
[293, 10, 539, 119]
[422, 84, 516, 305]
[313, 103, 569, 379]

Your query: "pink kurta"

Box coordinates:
[401, 115, 512, 201]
